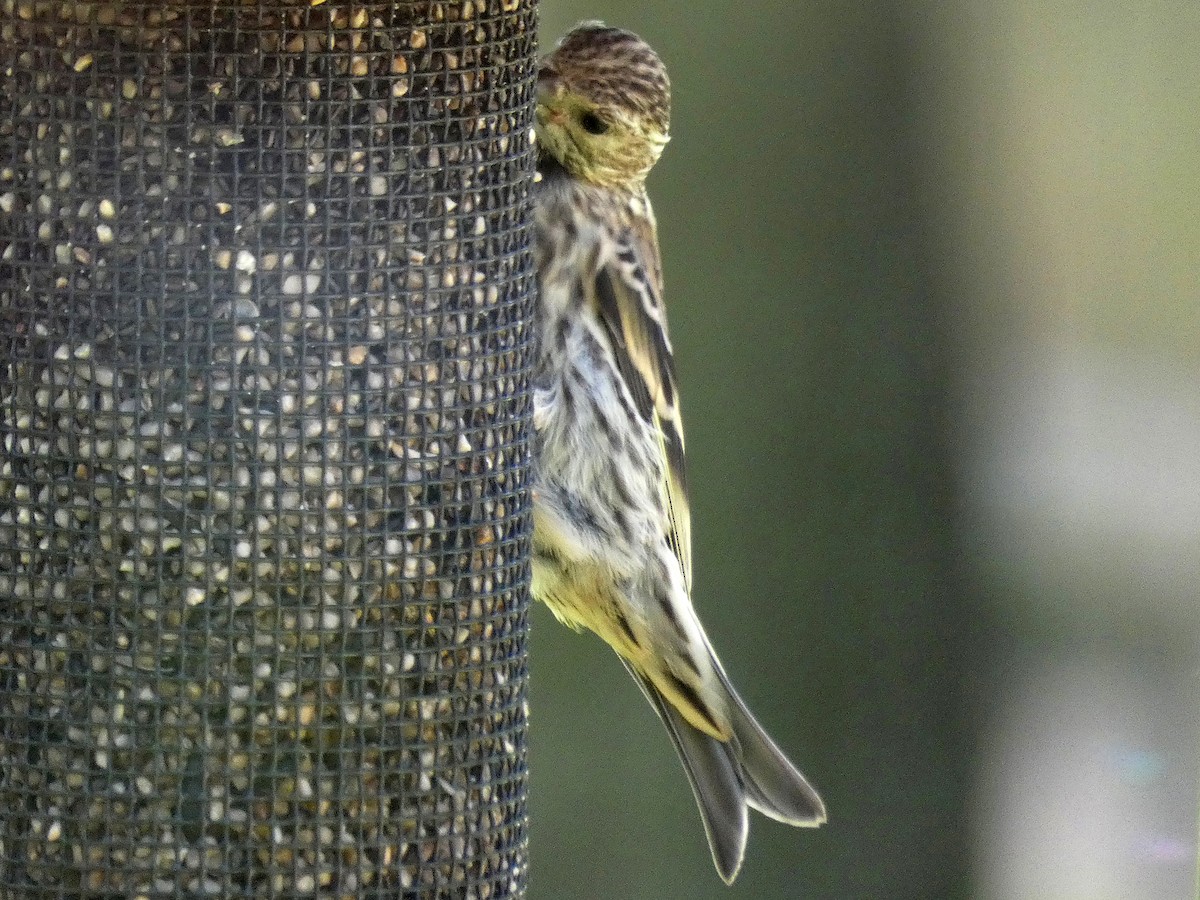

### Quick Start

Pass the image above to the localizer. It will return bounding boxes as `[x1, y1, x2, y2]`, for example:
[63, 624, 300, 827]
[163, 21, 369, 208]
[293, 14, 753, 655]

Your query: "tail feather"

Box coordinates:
[625, 663, 748, 884]
[718, 669, 826, 827]
[623, 656, 824, 884]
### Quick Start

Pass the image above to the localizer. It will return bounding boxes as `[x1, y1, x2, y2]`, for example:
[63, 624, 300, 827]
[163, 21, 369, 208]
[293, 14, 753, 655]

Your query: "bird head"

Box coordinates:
[536, 22, 671, 188]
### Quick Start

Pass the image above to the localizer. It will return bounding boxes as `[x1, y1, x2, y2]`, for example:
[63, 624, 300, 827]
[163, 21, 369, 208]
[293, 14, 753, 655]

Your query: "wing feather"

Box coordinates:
[590, 213, 692, 590]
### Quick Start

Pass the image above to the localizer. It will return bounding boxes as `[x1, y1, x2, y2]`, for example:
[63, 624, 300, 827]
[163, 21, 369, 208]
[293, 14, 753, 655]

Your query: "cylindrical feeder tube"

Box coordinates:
[0, 2, 535, 897]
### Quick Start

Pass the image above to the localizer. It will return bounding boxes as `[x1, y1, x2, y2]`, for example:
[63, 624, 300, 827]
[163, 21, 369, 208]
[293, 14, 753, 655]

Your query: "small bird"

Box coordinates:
[530, 22, 826, 883]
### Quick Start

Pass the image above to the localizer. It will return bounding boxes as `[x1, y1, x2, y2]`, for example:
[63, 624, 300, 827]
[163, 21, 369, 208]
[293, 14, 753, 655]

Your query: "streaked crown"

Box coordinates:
[544, 22, 670, 137]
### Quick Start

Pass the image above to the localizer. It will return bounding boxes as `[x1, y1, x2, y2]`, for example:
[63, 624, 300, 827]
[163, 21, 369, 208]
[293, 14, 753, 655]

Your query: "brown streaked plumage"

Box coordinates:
[531, 22, 826, 884]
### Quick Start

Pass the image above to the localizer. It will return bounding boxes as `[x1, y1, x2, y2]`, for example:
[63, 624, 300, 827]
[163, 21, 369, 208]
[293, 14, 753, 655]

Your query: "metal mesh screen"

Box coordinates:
[0, 1, 535, 897]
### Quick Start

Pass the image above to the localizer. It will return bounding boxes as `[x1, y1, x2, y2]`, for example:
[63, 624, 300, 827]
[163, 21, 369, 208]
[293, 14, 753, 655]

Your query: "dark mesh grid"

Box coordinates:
[0, 2, 535, 897]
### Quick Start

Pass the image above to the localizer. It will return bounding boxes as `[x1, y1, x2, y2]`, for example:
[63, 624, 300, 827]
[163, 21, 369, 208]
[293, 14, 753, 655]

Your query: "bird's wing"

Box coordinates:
[590, 209, 692, 591]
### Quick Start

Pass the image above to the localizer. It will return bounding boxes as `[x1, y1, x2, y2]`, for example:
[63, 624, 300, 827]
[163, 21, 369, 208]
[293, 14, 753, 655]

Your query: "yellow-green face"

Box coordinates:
[535, 78, 667, 188]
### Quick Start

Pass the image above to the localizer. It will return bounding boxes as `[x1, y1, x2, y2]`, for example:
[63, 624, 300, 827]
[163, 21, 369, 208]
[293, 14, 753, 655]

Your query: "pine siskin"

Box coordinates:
[531, 22, 826, 883]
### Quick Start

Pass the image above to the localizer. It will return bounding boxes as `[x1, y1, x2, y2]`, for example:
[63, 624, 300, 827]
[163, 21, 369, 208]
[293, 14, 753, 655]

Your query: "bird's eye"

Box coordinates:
[578, 111, 609, 135]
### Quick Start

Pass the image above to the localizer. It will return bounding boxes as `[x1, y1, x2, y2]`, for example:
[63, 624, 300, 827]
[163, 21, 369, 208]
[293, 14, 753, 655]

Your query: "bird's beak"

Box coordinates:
[536, 68, 567, 126]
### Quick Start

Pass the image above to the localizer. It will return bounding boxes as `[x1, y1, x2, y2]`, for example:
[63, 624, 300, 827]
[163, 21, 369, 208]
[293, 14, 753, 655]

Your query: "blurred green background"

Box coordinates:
[529, 2, 1200, 899]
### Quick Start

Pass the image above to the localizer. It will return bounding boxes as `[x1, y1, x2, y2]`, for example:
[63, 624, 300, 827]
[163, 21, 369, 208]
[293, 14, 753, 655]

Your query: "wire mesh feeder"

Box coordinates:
[0, 1, 536, 897]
